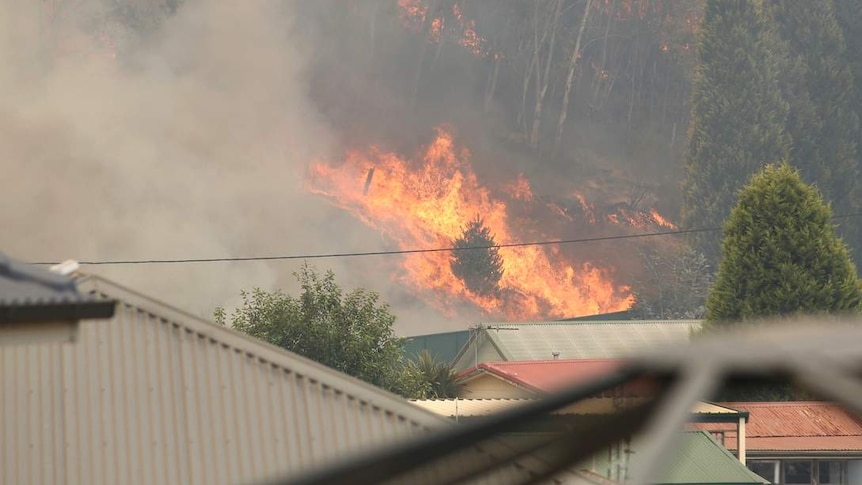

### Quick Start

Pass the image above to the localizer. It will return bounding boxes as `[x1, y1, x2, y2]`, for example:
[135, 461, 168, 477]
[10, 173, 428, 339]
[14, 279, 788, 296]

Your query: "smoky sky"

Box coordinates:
[0, 0, 466, 334]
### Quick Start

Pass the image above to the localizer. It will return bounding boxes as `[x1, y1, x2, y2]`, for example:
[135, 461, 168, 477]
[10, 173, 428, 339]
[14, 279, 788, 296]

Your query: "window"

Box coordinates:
[749, 461, 779, 483]
[784, 461, 812, 484]
[818, 461, 844, 485]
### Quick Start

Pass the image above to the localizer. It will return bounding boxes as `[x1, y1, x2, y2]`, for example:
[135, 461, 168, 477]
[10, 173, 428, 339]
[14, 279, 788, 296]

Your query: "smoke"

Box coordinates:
[0, 0, 449, 332]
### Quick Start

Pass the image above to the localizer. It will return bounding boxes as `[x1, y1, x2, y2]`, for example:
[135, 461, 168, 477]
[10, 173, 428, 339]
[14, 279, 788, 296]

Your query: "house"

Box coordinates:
[402, 329, 470, 362]
[452, 320, 701, 371]
[694, 402, 862, 485]
[411, 398, 762, 485]
[402, 311, 640, 365]
[412, 398, 746, 427]
[0, 253, 115, 344]
[0, 270, 580, 485]
[585, 430, 766, 485]
[456, 358, 642, 399]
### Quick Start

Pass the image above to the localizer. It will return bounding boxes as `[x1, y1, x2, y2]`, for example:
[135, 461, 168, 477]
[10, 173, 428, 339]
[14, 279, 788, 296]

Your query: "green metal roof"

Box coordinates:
[479, 320, 700, 361]
[587, 431, 766, 485]
[402, 330, 470, 363]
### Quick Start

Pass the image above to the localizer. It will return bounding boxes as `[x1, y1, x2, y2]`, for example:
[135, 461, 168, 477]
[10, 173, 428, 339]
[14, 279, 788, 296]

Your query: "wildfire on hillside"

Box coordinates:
[306, 128, 678, 320]
[397, 0, 491, 57]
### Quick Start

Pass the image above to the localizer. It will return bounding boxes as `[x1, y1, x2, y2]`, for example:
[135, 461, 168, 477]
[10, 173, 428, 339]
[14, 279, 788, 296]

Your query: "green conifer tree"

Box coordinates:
[450, 216, 504, 297]
[834, 0, 862, 267]
[682, 0, 791, 263]
[765, 0, 861, 266]
[705, 163, 862, 327]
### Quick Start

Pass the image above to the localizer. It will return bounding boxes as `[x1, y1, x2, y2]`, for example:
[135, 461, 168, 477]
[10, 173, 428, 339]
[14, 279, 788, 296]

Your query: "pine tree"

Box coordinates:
[765, 0, 861, 267]
[833, 0, 862, 267]
[450, 216, 504, 297]
[682, 0, 791, 264]
[705, 163, 862, 327]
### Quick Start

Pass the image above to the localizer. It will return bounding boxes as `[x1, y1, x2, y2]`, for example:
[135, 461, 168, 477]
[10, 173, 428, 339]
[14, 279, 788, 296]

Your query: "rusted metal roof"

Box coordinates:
[693, 402, 862, 453]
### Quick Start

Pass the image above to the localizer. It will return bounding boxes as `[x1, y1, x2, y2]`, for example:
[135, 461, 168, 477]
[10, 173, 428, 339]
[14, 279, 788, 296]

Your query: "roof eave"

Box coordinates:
[0, 299, 116, 324]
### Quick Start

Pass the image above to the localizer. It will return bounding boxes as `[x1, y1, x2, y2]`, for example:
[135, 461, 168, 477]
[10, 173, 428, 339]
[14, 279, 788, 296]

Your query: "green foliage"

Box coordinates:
[705, 163, 862, 327]
[221, 263, 408, 393]
[451, 216, 504, 297]
[399, 350, 462, 399]
[682, 0, 791, 263]
[765, 0, 861, 265]
[631, 245, 714, 319]
[834, 0, 862, 266]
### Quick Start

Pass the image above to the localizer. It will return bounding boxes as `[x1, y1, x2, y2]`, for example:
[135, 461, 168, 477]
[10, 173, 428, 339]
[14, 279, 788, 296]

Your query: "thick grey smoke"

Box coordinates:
[0, 0, 450, 333]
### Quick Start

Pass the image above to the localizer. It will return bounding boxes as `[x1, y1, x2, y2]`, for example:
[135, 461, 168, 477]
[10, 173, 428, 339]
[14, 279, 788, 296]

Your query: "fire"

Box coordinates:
[397, 0, 491, 58]
[649, 208, 677, 230]
[504, 174, 533, 202]
[571, 192, 597, 224]
[397, 0, 427, 24]
[306, 128, 632, 320]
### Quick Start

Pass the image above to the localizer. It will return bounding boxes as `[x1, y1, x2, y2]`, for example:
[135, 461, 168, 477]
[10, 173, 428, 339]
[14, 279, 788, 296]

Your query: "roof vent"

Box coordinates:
[50, 260, 80, 276]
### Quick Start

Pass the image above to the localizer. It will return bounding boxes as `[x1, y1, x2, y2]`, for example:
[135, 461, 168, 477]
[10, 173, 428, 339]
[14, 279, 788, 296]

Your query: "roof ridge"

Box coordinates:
[76, 273, 451, 429]
[749, 433, 862, 438]
[486, 358, 622, 365]
[721, 401, 839, 406]
[479, 320, 701, 326]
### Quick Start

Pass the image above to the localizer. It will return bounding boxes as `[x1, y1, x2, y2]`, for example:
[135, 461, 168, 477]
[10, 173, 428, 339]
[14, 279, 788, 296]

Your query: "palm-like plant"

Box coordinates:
[409, 350, 462, 399]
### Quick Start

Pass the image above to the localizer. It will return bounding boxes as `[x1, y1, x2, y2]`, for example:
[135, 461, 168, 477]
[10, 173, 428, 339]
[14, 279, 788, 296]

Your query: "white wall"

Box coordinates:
[847, 460, 862, 485]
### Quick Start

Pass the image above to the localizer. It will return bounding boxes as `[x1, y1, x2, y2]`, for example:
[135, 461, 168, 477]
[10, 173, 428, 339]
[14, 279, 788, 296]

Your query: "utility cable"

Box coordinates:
[27, 211, 862, 266]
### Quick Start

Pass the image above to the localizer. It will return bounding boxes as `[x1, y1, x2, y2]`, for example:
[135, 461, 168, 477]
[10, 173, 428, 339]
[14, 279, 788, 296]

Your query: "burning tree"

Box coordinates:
[451, 216, 504, 298]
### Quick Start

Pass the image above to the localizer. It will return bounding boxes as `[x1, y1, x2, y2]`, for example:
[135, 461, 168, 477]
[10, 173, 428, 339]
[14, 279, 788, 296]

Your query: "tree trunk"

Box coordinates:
[409, 0, 444, 112]
[592, 0, 616, 105]
[368, 0, 381, 62]
[555, 0, 594, 152]
[484, 53, 501, 113]
[518, 43, 537, 133]
[530, 0, 562, 150]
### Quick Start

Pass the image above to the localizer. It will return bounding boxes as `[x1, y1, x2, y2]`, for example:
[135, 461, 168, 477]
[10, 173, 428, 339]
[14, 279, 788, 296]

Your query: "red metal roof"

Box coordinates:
[691, 402, 862, 452]
[466, 359, 623, 393]
[460, 358, 656, 396]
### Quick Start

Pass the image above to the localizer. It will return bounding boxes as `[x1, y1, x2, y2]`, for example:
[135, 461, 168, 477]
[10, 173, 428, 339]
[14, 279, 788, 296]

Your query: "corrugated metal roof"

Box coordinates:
[693, 402, 862, 453]
[587, 431, 766, 485]
[454, 321, 700, 369]
[403, 330, 470, 363]
[0, 253, 115, 323]
[744, 436, 862, 452]
[411, 399, 742, 419]
[0, 274, 562, 485]
[467, 359, 624, 393]
[725, 402, 862, 437]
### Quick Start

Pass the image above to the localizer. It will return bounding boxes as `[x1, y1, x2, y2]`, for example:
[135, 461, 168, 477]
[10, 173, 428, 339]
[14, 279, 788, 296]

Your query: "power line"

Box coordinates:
[27, 212, 862, 266]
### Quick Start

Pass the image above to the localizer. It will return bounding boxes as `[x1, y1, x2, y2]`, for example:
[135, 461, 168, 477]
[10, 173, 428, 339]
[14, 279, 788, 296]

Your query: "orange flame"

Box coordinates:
[398, 0, 427, 24]
[504, 174, 534, 202]
[571, 192, 596, 224]
[306, 128, 632, 319]
[397, 0, 491, 57]
[649, 208, 677, 230]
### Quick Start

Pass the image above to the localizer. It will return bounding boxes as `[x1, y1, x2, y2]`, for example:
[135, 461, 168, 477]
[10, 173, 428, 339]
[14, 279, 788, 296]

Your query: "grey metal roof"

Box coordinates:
[481, 320, 700, 361]
[0, 253, 115, 323]
[0, 273, 566, 485]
